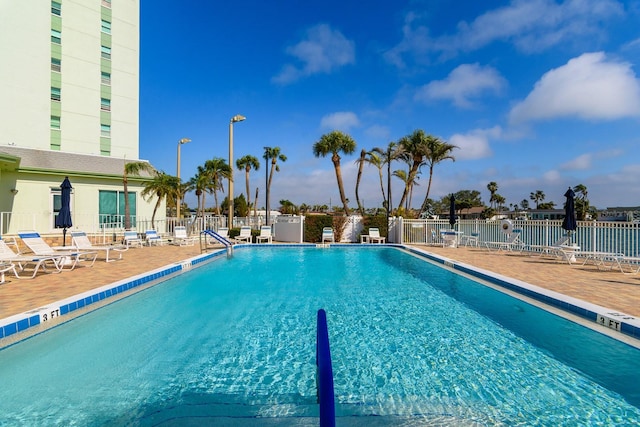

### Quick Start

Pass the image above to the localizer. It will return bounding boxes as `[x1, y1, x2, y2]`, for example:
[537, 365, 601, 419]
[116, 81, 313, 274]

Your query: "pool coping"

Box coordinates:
[2, 243, 639, 348]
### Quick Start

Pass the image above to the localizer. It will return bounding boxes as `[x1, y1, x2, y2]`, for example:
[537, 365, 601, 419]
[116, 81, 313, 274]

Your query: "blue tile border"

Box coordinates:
[405, 246, 640, 342]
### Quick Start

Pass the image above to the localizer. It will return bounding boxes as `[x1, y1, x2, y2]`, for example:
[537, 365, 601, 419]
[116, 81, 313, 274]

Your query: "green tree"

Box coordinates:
[354, 149, 367, 216]
[141, 171, 179, 230]
[188, 165, 211, 218]
[123, 161, 155, 229]
[396, 130, 429, 210]
[204, 158, 232, 216]
[234, 193, 249, 217]
[573, 183, 589, 220]
[487, 181, 498, 209]
[530, 190, 545, 209]
[236, 155, 260, 212]
[279, 199, 297, 214]
[418, 135, 458, 214]
[312, 130, 357, 216]
[263, 146, 287, 218]
[372, 142, 402, 215]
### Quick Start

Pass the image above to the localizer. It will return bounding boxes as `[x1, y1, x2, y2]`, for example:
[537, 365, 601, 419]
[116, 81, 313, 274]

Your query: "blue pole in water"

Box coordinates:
[316, 309, 336, 427]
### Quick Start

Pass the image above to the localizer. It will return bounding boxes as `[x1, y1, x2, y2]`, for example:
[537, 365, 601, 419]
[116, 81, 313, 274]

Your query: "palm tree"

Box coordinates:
[141, 171, 180, 230]
[354, 149, 367, 216]
[396, 130, 429, 210]
[188, 166, 210, 218]
[123, 160, 155, 229]
[487, 181, 498, 209]
[204, 158, 232, 216]
[530, 190, 545, 209]
[236, 155, 260, 212]
[263, 146, 287, 219]
[312, 130, 356, 215]
[364, 151, 386, 208]
[417, 135, 457, 214]
[372, 142, 402, 215]
[573, 183, 589, 220]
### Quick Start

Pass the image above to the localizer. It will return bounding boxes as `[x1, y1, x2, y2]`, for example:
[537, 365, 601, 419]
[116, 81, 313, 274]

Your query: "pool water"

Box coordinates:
[0, 247, 639, 425]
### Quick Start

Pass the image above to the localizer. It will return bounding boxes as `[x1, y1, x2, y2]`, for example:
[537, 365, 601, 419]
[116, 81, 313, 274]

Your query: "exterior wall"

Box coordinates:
[1, 170, 163, 235]
[0, 1, 156, 236]
[0, 2, 51, 149]
[0, 1, 139, 158]
[110, 0, 139, 159]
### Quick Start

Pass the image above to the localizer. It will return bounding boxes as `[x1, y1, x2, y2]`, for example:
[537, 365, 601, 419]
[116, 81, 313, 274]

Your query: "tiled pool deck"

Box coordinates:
[1, 243, 639, 345]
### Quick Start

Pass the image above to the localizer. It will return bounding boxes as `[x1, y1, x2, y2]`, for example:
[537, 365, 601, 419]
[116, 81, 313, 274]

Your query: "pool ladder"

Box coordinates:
[316, 309, 336, 427]
[200, 230, 233, 257]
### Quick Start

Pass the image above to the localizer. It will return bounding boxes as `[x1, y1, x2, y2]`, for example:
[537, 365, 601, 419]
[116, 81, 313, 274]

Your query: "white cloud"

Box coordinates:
[560, 153, 592, 170]
[272, 24, 355, 85]
[449, 126, 501, 160]
[364, 124, 391, 140]
[509, 52, 640, 123]
[320, 111, 360, 131]
[414, 63, 506, 108]
[385, 0, 624, 66]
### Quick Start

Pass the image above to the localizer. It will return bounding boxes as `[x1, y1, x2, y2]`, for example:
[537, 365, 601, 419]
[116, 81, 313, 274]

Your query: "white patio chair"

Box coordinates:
[256, 226, 273, 244]
[235, 226, 253, 244]
[368, 228, 386, 243]
[321, 227, 334, 243]
[71, 231, 127, 262]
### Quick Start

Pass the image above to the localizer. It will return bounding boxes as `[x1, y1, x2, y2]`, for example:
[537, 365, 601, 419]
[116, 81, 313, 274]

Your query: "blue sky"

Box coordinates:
[139, 0, 640, 211]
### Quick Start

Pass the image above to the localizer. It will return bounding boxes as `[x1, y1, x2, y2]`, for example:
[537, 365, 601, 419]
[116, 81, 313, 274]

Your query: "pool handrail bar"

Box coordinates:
[200, 230, 233, 255]
[316, 308, 336, 427]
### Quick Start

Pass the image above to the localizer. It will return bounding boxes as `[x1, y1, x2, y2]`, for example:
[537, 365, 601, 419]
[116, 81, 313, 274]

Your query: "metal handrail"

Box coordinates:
[316, 308, 336, 427]
[200, 230, 233, 256]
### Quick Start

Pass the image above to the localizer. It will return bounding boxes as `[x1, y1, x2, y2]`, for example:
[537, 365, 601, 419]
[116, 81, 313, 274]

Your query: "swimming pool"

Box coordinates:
[1, 246, 639, 425]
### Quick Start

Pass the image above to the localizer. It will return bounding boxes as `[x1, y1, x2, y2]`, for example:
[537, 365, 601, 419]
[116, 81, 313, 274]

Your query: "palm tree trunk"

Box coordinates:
[245, 168, 251, 211]
[419, 166, 435, 214]
[355, 149, 365, 216]
[332, 157, 350, 216]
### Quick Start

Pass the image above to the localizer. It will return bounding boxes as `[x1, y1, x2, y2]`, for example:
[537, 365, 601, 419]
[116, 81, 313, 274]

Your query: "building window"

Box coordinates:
[100, 124, 111, 137]
[101, 0, 112, 8]
[51, 57, 61, 72]
[101, 20, 111, 34]
[51, 115, 61, 129]
[51, 87, 61, 102]
[51, 29, 61, 44]
[101, 71, 111, 85]
[100, 98, 111, 111]
[52, 188, 74, 229]
[51, 1, 61, 16]
[101, 45, 111, 60]
[99, 190, 136, 228]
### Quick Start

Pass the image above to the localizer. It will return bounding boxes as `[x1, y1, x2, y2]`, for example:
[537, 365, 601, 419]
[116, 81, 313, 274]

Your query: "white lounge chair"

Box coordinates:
[256, 226, 273, 244]
[145, 230, 166, 246]
[430, 229, 445, 247]
[173, 226, 195, 246]
[123, 230, 144, 248]
[1, 261, 18, 283]
[483, 230, 524, 252]
[236, 226, 253, 244]
[18, 231, 97, 269]
[71, 231, 127, 262]
[322, 227, 334, 243]
[525, 234, 570, 257]
[368, 228, 386, 244]
[0, 239, 64, 278]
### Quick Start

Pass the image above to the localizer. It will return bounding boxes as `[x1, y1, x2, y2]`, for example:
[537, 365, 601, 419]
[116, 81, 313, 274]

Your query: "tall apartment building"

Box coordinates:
[0, 1, 160, 236]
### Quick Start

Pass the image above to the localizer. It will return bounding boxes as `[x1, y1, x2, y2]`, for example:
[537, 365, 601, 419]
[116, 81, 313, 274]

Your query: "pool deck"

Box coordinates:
[1, 243, 639, 321]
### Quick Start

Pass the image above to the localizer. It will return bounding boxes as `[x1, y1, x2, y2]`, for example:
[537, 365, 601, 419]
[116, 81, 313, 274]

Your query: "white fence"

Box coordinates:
[396, 218, 640, 257]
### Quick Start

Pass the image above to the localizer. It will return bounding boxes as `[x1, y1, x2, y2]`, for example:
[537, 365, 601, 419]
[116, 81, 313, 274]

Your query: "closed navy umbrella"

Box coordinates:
[561, 187, 577, 242]
[449, 193, 457, 228]
[55, 176, 73, 246]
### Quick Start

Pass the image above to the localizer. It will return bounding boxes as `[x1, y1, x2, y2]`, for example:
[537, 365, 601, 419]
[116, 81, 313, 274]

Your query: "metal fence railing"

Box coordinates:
[397, 218, 640, 257]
